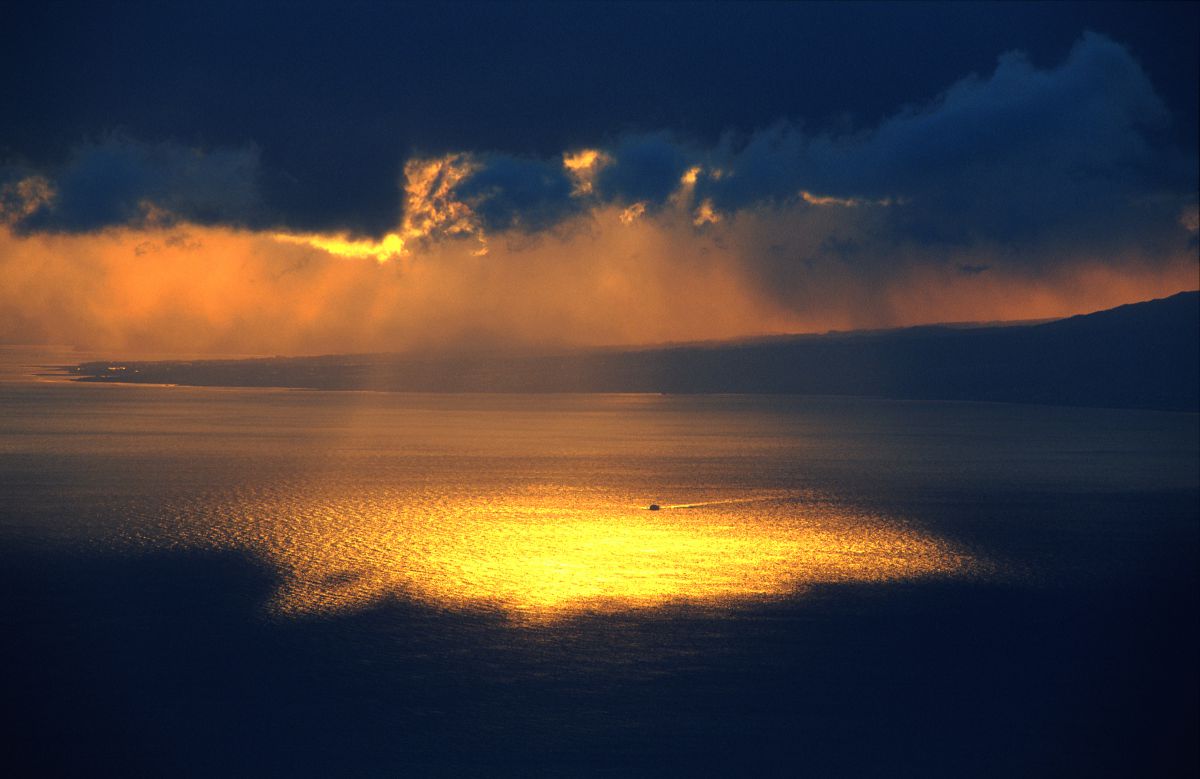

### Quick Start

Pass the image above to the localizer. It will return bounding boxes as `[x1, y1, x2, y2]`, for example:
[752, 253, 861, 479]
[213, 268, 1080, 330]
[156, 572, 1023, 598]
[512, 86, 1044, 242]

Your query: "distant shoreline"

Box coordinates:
[66, 292, 1199, 413]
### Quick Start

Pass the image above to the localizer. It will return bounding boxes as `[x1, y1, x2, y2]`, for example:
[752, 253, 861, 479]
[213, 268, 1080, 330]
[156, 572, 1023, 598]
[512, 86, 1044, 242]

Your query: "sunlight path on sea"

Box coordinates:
[193, 486, 981, 623]
[0, 354, 1000, 625]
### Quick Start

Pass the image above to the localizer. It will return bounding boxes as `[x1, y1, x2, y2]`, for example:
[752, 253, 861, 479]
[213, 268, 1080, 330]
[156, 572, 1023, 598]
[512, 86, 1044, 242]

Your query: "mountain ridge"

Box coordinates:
[71, 291, 1200, 411]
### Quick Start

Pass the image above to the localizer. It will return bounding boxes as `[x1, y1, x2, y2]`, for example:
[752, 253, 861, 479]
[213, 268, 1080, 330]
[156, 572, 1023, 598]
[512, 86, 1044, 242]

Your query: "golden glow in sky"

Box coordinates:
[0, 143, 1196, 355]
[272, 230, 409, 263]
[1, 210, 1194, 356]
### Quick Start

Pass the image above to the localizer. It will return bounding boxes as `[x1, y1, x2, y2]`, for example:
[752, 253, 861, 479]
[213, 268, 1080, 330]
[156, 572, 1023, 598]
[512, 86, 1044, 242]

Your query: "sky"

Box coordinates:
[1, 1, 1197, 355]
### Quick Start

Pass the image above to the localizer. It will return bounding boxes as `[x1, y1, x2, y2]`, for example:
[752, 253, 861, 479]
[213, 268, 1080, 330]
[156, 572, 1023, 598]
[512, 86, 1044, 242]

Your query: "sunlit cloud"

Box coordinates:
[693, 198, 721, 226]
[619, 201, 646, 224]
[800, 190, 896, 208]
[401, 154, 482, 242]
[271, 153, 488, 261]
[272, 231, 409, 263]
[1182, 203, 1199, 233]
[562, 148, 612, 196]
[0, 175, 55, 222]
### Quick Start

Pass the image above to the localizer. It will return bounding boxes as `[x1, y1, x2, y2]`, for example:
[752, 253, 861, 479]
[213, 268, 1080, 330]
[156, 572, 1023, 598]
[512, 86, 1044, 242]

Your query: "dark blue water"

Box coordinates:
[2, 348, 1196, 776]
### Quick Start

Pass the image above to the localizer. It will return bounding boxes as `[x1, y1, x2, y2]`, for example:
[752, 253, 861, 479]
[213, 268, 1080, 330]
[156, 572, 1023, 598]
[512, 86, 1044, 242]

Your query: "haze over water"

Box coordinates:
[1, 347, 1196, 776]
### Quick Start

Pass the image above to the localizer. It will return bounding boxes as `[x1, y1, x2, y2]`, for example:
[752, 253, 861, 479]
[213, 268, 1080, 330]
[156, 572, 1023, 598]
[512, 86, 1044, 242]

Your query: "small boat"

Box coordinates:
[648, 503, 661, 511]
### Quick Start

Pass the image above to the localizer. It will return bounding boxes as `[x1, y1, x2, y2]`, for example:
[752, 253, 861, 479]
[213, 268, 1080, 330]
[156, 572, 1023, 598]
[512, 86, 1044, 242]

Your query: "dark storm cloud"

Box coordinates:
[452, 155, 577, 233]
[426, 33, 1194, 271]
[1, 2, 1195, 239]
[434, 134, 695, 235]
[694, 33, 1195, 255]
[3, 136, 261, 233]
[593, 134, 692, 207]
[10, 30, 1189, 266]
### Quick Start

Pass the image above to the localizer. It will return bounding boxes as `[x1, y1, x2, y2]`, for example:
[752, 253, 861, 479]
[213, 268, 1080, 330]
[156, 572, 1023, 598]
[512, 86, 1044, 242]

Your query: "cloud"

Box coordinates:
[692, 33, 1193, 257]
[276, 32, 1191, 286]
[0, 33, 1194, 356]
[3, 135, 262, 233]
[0, 173, 53, 222]
[399, 134, 692, 239]
[7, 3, 1198, 242]
[6, 35, 1195, 265]
[380, 32, 1193, 308]
[592, 133, 693, 206]
[451, 153, 578, 233]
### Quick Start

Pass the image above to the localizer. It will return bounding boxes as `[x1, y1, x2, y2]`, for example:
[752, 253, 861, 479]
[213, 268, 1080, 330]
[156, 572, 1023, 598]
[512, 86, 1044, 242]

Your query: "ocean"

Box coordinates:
[2, 346, 1196, 777]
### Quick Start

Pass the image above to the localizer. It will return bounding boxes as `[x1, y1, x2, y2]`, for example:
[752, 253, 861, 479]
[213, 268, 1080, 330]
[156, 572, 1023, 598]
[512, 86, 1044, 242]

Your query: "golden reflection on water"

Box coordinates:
[247, 488, 977, 623]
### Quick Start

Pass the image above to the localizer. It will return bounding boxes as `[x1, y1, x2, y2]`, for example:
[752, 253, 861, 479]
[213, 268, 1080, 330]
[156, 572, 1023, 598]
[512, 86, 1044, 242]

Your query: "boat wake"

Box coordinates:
[646, 497, 775, 510]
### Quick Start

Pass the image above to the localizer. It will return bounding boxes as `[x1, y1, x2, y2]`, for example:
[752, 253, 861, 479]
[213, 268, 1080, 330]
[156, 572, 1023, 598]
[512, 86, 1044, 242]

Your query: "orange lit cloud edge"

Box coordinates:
[0, 152, 1196, 356]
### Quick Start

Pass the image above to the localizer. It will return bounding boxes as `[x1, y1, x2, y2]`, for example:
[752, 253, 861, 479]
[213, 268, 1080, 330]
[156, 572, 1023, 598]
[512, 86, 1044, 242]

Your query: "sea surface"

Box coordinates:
[1, 346, 1196, 777]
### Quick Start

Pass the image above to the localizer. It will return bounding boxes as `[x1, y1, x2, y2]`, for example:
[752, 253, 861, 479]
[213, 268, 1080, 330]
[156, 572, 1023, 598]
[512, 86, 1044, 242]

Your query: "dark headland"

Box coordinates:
[72, 291, 1199, 411]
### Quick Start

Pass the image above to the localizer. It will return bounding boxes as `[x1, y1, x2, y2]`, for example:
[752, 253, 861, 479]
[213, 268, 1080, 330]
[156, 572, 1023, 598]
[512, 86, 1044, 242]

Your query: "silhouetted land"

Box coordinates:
[71, 292, 1199, 411]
